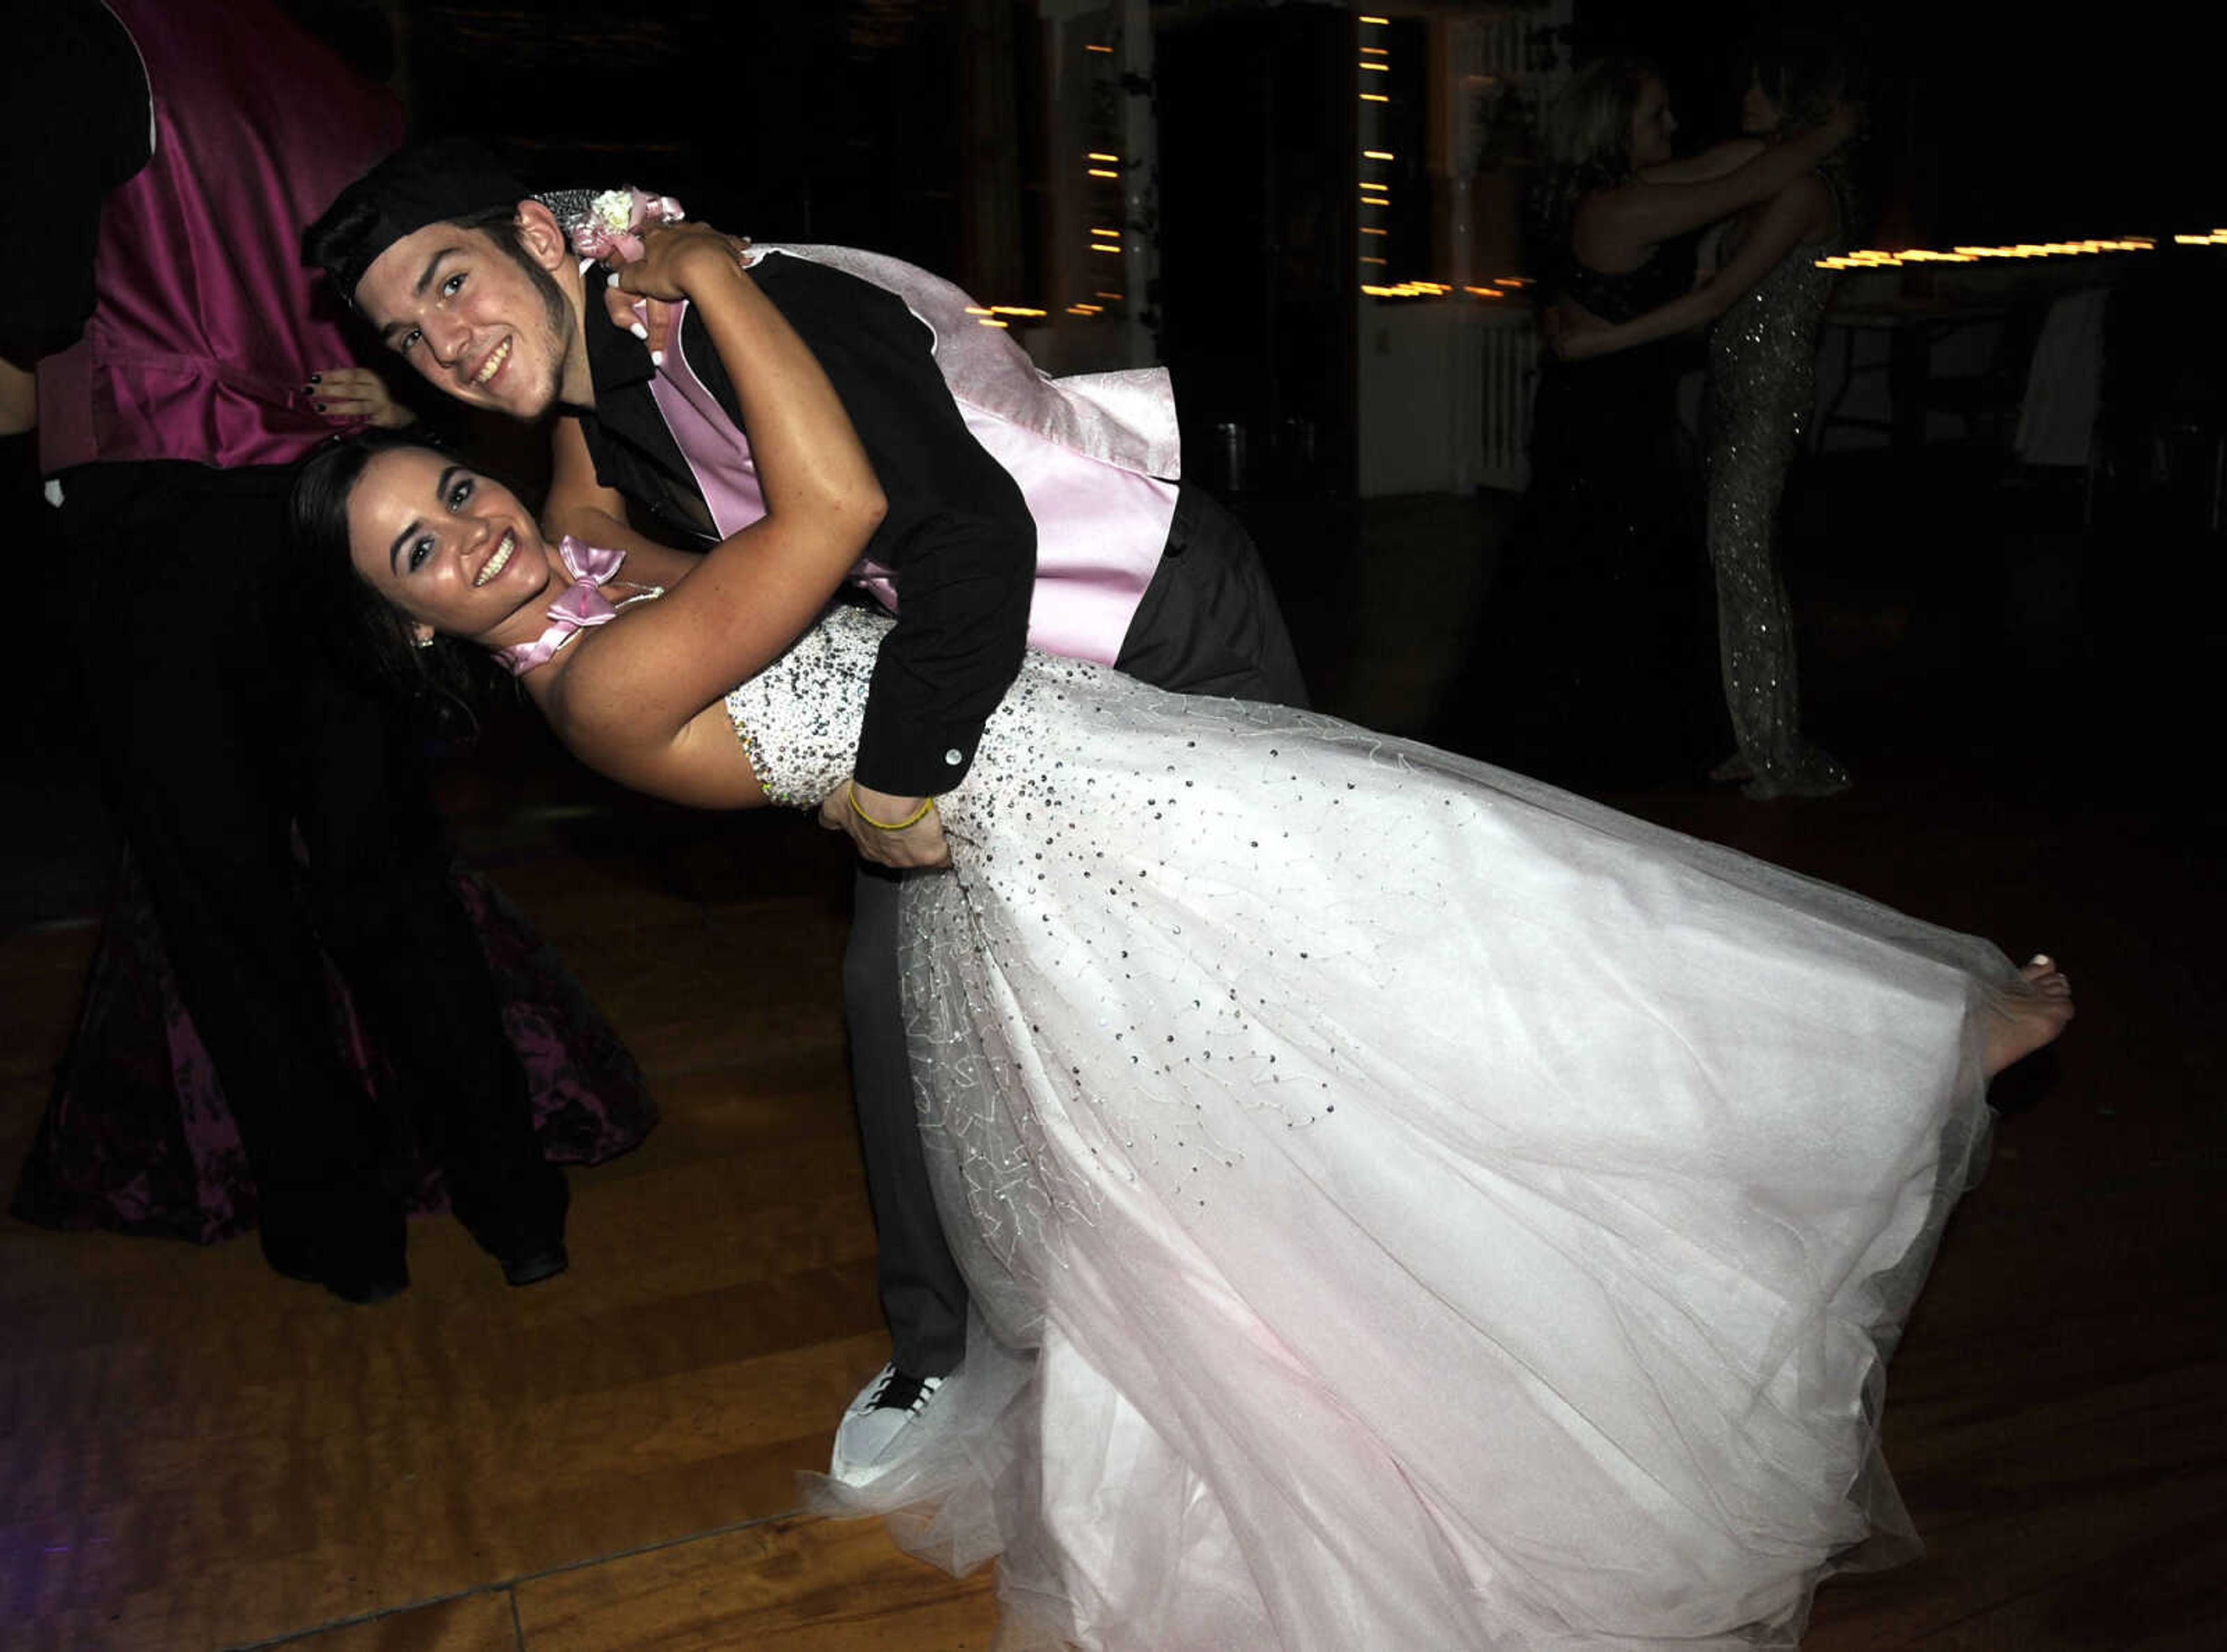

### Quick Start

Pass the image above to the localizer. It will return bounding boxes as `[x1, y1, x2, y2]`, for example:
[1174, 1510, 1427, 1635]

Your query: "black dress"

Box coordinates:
[1443, 233, 1721, 790]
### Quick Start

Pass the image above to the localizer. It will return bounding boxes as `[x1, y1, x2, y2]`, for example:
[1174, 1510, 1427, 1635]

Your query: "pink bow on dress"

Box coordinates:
[493, 537, 631, 677]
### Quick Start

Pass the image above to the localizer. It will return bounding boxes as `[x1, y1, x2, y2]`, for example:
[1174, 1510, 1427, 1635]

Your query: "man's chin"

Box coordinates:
[469, 379, 560, 424]
[506, 386, 561, 422]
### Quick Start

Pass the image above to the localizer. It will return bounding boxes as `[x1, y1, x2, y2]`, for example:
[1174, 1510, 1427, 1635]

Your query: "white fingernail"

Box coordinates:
[650, 349, 665, 367]
[607, 271, 619, 288]
[630, 321, 648, 339]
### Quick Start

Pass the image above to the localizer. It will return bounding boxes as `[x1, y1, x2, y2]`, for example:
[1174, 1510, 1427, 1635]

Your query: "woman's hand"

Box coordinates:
[1544, 302, 1609, 361]
[600, 225, 756, 359]
[607, 221, 752, 307]
[1554, 326, 1611, 362]
[307, 366, 415, 429]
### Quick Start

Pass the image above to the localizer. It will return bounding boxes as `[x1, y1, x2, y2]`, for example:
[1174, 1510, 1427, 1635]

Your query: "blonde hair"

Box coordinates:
[1528, 57, 1662, 273]
[1543, 57, 1660, 180]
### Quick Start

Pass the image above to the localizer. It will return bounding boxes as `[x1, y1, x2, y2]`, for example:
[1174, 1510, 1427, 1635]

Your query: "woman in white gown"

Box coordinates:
[299, 226, 2071, 1650]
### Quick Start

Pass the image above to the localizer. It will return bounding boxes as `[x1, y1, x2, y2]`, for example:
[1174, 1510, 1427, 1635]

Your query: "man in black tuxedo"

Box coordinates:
[307, 145, 1304, 1480]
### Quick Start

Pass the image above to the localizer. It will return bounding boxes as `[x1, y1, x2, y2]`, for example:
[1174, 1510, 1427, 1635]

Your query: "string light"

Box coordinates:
[1359, 277, 1524, 300]
[1357, 8, 1391, 277]
[1817, 237, 2157, 269]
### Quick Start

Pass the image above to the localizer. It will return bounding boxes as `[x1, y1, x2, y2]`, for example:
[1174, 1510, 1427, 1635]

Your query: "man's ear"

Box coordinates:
[514, 199, 571, 271]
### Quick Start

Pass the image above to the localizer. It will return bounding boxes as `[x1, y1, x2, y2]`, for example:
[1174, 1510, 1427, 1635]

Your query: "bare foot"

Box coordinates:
[1983, 954, 2075, 1077]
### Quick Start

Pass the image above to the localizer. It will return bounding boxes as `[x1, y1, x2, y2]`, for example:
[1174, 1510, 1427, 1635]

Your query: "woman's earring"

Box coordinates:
[413, 629, 436, 650]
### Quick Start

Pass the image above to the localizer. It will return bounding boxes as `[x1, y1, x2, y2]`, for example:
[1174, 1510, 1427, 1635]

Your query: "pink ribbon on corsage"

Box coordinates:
[564, 187, 687, 266]
[494, 537, 631, 677]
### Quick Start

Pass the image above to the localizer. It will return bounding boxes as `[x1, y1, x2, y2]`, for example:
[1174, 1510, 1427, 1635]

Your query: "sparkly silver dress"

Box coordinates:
[736, 601, 2022, 1650]
[1704, 168, 1854, 798]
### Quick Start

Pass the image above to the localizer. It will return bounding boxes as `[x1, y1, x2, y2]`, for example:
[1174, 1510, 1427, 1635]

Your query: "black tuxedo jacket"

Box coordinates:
[572, 253, 1036, 798]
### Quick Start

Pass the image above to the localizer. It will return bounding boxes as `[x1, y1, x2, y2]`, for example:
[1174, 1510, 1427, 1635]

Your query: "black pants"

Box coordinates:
[843, 481, 1307, 1375]
[57, 461, 564, 1274]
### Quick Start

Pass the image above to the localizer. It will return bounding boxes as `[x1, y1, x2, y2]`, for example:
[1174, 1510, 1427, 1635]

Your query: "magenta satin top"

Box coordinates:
[37, 0, 404, 475]
[645, 247, 1181, 669]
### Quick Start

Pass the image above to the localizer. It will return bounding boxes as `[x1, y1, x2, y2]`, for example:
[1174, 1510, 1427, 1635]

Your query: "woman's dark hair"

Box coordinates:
[1746, 27, 1860, 134]
[290, 430, 505, 727]
[1744, 27, 1869, 244]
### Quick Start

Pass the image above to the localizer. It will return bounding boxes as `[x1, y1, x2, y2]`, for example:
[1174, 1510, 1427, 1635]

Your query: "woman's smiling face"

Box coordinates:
[345, 446, 554, 648]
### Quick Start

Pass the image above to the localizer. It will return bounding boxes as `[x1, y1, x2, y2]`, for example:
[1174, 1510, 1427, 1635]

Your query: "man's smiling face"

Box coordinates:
[353, 208, 581, 421]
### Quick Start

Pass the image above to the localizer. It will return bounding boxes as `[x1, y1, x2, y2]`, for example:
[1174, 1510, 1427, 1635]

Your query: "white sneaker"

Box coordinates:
[829, 1363, 948, 1486]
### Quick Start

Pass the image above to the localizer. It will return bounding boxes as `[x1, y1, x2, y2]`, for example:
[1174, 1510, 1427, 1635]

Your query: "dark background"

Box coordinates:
[302, 0, 2219, 517]
[331, 0, 2217, 284]
[1579, 0, 2215, 245]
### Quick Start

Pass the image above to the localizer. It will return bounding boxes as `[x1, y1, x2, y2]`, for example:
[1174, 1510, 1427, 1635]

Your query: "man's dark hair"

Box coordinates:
[303, 137, 535, 300]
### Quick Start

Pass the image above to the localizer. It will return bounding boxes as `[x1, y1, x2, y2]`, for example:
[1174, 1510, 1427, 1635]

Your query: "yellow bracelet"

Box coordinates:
[848, 787, 936, 831]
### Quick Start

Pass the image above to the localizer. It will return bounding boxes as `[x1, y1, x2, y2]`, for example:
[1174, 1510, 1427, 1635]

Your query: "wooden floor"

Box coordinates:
[5, 499, 2224, 1649]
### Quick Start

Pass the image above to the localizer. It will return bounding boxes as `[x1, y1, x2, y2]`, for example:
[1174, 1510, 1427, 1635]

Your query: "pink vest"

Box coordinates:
[647, 247, 1181, 667]
[37, 0, 404, 475]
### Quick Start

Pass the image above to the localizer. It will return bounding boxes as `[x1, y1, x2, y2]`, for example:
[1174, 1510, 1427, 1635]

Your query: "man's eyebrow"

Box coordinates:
[386, 465, 467, 573]
[378, 246, 466, 346]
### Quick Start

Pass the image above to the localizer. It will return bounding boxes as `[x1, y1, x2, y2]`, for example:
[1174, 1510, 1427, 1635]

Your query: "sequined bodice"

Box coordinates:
[1708, 166, 1850, 378]
[725, 601, 1137, 847]
[725, 602, 883, 809]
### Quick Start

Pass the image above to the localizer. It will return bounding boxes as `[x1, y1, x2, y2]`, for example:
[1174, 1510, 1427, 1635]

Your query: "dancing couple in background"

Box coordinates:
[298, 146, 2070, 1649]
[1514, 42, 1862, 805]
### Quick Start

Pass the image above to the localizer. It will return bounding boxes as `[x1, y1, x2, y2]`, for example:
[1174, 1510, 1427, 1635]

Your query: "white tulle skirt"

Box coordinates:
[786, 642, 2014, 1650]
